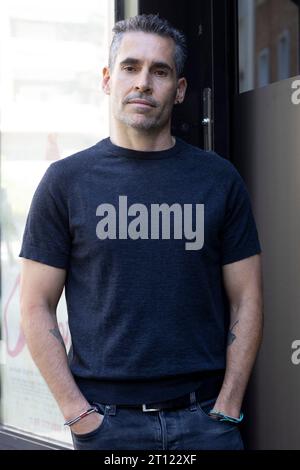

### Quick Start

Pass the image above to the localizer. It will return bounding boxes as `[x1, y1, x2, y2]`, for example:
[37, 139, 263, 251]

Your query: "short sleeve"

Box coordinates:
[19, 163, 71, 269]
[221, 167, 262, 266]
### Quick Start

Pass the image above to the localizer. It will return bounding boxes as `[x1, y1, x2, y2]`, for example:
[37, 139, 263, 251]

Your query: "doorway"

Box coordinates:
[138, 0, 235, 159]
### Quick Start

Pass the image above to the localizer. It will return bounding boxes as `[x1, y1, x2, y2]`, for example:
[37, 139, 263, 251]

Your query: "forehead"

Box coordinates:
[115, 31, 175, 66]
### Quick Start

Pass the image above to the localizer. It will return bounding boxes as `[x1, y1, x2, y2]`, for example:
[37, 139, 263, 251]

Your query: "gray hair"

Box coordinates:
[109, 14, 187, 77]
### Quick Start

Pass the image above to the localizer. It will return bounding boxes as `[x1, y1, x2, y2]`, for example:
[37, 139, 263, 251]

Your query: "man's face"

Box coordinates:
[102, 31, 187, 131]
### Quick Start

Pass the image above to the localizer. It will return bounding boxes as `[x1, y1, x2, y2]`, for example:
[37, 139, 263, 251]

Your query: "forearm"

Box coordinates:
[21, 306, 90, 420]
[214, 298, 263, 416]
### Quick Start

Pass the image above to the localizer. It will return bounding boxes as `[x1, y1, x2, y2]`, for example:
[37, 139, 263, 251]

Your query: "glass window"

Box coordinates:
[278, 29, 291, 79]
[238, 0, 300, 93]
[258, 47, 270, 86]
[1, 0, 114, 446]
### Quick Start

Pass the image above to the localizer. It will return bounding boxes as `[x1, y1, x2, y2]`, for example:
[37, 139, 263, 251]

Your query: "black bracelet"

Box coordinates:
[64, 406, 98, 427]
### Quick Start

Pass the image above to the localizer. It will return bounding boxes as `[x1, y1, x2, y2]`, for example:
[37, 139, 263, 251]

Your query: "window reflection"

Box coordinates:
[0, 0, 113, 446]
[239, 0, 299, 93]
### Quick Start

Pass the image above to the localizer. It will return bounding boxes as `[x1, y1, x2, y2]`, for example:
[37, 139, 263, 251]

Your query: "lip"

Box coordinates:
[128, 100, 154, 107]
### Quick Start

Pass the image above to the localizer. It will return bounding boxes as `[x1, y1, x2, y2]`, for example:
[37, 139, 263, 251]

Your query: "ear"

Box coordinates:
[102, 66, 111, 95]
[174, 77, 188, 104]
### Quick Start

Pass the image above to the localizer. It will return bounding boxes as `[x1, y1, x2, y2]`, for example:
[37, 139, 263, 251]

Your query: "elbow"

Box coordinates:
[19, 299, 37, 332]
[19, 297, 53, 330]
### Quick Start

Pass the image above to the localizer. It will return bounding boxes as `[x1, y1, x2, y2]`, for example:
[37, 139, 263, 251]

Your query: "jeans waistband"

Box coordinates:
[97, 371, 224, 413]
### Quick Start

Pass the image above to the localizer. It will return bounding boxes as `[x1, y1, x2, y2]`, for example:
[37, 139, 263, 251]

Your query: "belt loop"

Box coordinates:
[189, 391, 197, 412]
[106, 404, 116, 416]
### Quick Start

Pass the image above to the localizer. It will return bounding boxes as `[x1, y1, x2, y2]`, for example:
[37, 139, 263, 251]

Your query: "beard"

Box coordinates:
[116, 113, 162, 130]
[114, 102, 173, 131]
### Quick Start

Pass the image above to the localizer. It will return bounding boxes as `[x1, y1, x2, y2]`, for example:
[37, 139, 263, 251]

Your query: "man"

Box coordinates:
[19, 14, 263, 450]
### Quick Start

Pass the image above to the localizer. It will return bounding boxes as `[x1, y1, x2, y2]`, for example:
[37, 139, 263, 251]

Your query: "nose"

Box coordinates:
[134, 70, 152, 94]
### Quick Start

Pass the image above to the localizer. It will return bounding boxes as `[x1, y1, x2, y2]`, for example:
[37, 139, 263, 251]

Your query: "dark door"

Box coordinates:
[138, 0, 234, 159]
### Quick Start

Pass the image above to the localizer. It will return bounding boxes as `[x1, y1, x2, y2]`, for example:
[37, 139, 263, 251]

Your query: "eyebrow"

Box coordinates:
[119, 57, 173, 72]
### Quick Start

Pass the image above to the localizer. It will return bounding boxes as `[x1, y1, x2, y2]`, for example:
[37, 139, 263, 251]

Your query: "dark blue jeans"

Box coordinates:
[71, 392, 244, 450]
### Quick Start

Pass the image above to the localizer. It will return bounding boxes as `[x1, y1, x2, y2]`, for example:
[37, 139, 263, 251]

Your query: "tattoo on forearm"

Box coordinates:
[227, 320, 239, 346]
[49, 327, 65, 347]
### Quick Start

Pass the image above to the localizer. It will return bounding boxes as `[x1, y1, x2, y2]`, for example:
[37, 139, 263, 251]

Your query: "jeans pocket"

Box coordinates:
[71, 402, 108, 440]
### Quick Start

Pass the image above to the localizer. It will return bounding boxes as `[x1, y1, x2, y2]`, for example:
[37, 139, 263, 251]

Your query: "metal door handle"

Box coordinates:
[202, 87, 213, 151]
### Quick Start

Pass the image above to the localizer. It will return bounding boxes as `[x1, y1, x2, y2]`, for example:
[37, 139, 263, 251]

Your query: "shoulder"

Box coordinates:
[179, 139, 242, 183]
[47, 141, 102, 178]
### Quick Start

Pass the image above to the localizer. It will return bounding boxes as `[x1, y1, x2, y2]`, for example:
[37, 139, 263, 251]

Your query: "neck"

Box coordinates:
[110, 119, 175, 152]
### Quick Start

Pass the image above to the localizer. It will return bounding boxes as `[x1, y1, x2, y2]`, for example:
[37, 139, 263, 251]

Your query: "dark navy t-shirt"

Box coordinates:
[19, 137, 262, 404]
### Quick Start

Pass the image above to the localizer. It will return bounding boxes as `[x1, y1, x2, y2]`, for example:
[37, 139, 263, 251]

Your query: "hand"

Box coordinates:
[70, 410, 103, 435]
[208, 407, 242, 422]
[208, 411, 221, 420]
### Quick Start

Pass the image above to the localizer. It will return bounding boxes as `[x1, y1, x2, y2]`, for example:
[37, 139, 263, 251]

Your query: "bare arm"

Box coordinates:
[213, 254, 264, 418]
[20, 258, 101, 433]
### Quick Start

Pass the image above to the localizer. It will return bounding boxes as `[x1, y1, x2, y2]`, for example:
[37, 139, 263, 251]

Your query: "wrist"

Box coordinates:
[209, 409, 244, 423]
[212, 400, 241, 419]
[64, 406, 98, 427]
[62, 400, 91, 422]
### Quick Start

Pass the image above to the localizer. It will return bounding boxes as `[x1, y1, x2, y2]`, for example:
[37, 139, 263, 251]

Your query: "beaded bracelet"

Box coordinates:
[208, 409, 244, 424]
[64, 406, 98, 427]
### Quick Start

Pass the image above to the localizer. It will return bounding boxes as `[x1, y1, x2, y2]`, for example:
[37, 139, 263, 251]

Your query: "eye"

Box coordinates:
[123, 66, 136, 72]
[155, 70, 168, 77]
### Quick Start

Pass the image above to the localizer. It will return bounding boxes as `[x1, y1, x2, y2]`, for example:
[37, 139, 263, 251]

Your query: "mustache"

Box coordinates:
[123, 94, 158, 107]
